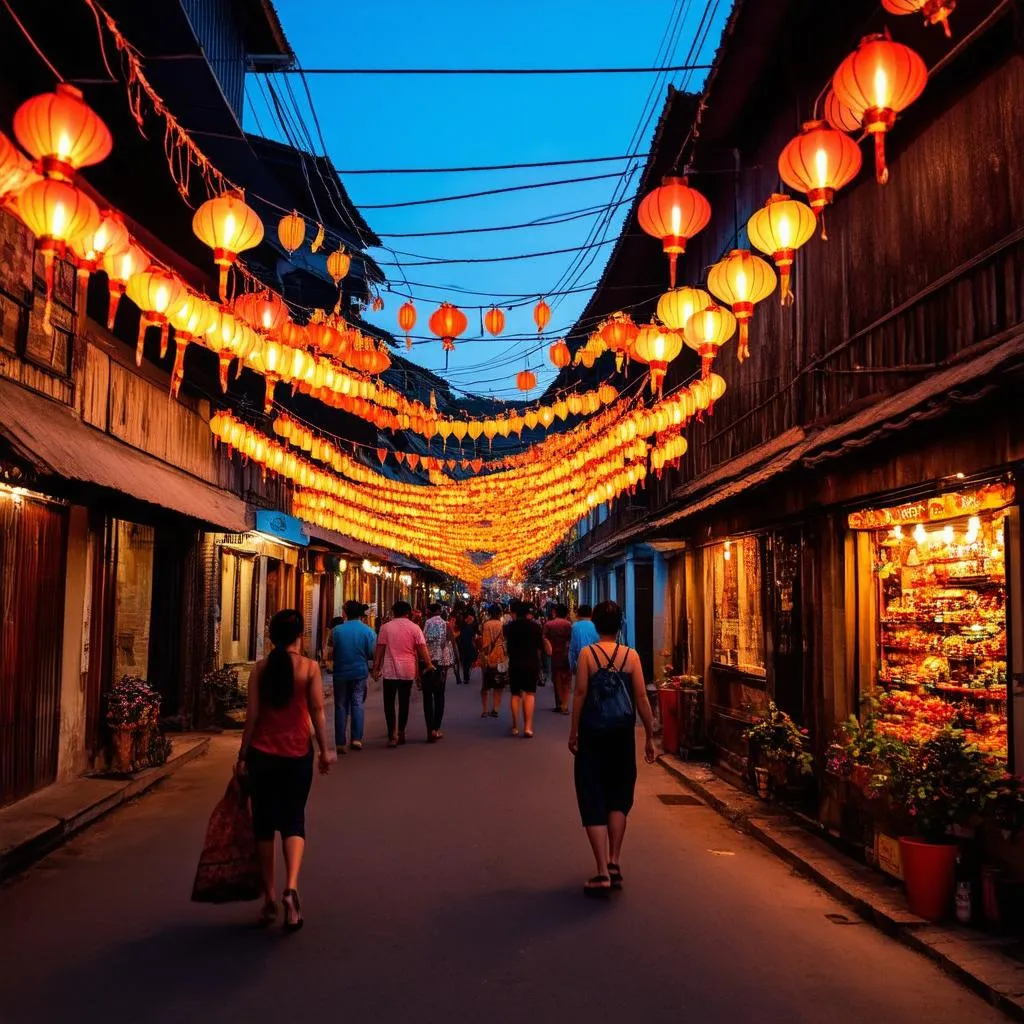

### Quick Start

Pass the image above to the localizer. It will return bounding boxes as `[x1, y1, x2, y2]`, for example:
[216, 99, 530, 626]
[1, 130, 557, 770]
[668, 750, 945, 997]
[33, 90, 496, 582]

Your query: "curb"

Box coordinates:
[0, 736, 210, 883]
[657, 754, 1024, 1022]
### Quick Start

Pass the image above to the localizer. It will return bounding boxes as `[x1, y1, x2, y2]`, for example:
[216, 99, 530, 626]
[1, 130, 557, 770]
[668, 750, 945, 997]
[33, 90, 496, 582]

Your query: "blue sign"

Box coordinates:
[255, 509, 309, 547]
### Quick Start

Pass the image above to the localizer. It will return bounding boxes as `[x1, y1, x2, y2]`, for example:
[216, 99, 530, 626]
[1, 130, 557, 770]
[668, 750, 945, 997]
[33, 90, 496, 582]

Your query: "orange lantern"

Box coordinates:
[484, 307, 506, 336]
[632, 322, 683, 396]
[682, 302, 737, 377]
[371, 295, 385, 313]
[824, 89, 861, 134]
[275, 319, 307, 351]
[516, 369, 537, 393]
[882, 0, 955, 38]
[14, 84, 112, 182]
[0, 132, 36, 202]
[656, 286, 711, 332]
[533, 298, 551, 333]
[600, 312, 639, 371]
[68, 210, 130, 326]
[168, 294, 214, 399]
[746, 194, 816, 305]
[192, 192, 264, 300]
[15, 178, 100, 329]
[637, 176, 711, 286]
[549, 339, 570, 368]
[327, 247, 352, 284]
[125, 269, 184, 366]
[832, 35, 927, 185]
[397, 300, 417, 349]
[277, 210, 305, 253]
[708, 250, 776, 362]
[778, 120, 862, 231]
[234, 288, 288, 335]
[102, 242, 148, 330]
[429, 302, 468, 349]
[598, 382, 617, 405]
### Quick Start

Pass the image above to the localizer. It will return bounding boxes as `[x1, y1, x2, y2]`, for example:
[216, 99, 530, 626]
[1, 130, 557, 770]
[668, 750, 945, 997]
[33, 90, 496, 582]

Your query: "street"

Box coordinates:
[0, 678, 1006, 1024]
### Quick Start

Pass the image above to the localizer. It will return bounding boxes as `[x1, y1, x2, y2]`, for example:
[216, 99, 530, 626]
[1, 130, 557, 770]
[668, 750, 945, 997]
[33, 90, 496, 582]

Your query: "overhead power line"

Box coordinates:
[336, 153, 642, 174]
[271, 64, 715, 76]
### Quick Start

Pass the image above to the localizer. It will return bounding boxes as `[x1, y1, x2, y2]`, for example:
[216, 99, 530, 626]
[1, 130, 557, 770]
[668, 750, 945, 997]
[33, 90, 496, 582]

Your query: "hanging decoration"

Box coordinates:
[125, 268, 184, 365]
[824, 89, 862, 133]
[881, 0, 955, 37]
[233, 288, 288, 335]
[102, 242, 147, 329]
[484, 307, 506, 336]
[310, 222, 326, 252]
[429, 302, 468, 352]
[533, 298, 551, 333]
[516, 369, 537, 393]
[69, 211, 130, 325]
[656, 286, 712, 333]
[371, 294, 385, 313]
[549, 339, 571, 368]
[631, 322, 683, 396]
[746, 194, 816, 305]
[326, 246, 351, 284]
[600, 312, 639, 371]
[708, 249, 777, 362]
[832, 33, 928, 185]
[397, 299, 416, 350]
[277, 210, 305, 254]
[682, 302, 737, 378]
[0, 131, 37, 202]
[637, 176, 712, 286]
[191, 191, 264, 301]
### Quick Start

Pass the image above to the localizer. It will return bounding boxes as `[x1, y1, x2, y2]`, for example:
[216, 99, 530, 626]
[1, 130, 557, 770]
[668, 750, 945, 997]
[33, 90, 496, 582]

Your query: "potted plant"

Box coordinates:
[872, 728, 1003, 921]
[201, 666, 247, 727]
[744, 702, 813, 798]
[105, 675, 161, 774]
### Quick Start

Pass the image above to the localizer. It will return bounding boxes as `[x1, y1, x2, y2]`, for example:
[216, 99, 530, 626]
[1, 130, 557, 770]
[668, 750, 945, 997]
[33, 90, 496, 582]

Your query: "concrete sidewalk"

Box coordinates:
[0, 734, 209, 882]
[658, 754, 1024, 1021]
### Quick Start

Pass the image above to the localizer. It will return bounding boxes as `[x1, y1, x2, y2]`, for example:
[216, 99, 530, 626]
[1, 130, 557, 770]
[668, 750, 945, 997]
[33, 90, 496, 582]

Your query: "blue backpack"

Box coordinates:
[580, 644, 635, 732]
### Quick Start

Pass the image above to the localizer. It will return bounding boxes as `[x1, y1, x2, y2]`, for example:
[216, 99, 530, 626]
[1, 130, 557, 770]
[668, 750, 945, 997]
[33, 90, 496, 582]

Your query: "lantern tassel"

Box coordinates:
[218, 354, 231, 392]
[737, 321, 750, 363]
[779, 264, 793, 306]
[107, 286, 123, 331]
[405, 335, 412, 350]
[170, 341, 187, 397]
[874, 132, 890, 186]
[159, 322, 170, 359]
[217, 265, 228, 303]
[135, 320, 148, 366]
[667, 251, 679, 288]
[701, 353, 713, 379]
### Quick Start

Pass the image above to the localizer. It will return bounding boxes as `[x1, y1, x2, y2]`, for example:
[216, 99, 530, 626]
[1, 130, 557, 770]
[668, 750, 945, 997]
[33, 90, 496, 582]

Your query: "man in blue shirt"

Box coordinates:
[568, 604, 601, 675]
[328, 601, 377, 752]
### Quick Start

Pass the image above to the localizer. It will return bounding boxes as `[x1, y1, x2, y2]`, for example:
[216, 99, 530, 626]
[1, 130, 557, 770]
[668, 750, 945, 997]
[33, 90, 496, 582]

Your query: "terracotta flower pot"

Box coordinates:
[111, 727, 135, 774]
[899, 837, 959, 921]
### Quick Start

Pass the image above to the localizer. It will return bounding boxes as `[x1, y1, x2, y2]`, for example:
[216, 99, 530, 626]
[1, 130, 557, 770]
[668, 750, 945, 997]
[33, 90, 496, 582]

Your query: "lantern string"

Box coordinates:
[1, 0, 65, 81]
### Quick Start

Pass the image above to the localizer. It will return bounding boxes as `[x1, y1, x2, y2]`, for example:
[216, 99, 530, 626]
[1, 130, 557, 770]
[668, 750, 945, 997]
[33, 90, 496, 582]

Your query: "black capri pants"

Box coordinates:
[246, 746, 314, 841]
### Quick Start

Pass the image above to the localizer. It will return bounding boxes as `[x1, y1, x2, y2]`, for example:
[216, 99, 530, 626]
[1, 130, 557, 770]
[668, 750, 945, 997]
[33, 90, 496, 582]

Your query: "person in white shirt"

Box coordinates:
[372, 601, 433, 747]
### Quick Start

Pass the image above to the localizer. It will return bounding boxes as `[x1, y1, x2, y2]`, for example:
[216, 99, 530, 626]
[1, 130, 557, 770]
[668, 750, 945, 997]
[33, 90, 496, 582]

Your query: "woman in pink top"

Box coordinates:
[238, 609, 331, 931]
[372, 600, 434, 747]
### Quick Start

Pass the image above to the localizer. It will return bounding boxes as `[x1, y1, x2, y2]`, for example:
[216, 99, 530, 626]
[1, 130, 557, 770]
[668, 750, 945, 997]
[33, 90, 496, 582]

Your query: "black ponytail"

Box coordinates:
[261, 609, 304, 709]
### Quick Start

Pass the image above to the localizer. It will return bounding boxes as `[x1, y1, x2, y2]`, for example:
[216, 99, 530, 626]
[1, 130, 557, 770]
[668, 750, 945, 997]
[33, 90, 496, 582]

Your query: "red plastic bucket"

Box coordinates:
[658, 688, 681, 755]
[899, 837, 959, 921]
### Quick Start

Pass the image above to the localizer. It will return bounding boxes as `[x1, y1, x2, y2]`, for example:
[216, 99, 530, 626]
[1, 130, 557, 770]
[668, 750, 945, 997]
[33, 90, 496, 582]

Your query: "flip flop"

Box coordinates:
[608, 863, 623, 890]
[524, 731, 534, 739]
[511, 727, 520, 737]
[583, 875, 612, 897]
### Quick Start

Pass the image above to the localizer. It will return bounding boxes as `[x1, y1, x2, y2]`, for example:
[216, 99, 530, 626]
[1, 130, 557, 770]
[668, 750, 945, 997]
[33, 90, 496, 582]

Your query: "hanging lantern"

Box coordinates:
[68, 211, 130, 327]
[656, 286, 711, 333]
[882, 0, 955, 37]
[706, 372, 727, 414]
[397, 300, 416, 349]
[778, 120, 862, 232]
[429, 302, 468, 349]
[637, 176, 711, 286]
[533, 298, 551, 333]
[824, 89, 862, 134]
[708, 250, 776, 362]
[516, 369, 537, 393]
[205, 308, 247, 390]
[549, 339, 570, 368]
[15, 179, 100, 330]
[327, 246, 352, 284]
[310, 222, 325, 252]
[832, 34, 928, 185]
[371, 294, 385, 313]
[125, 269, 184, 366]
[168, 294, 214, 398]
[632, 322, 683, 396]
[746, 194, 816, 306]
[14, 84, 112, 182]
[484, 307, 506, 336]
[598, 382, 617, 405]
[192, 192, 264, 300]
[682, 302, 737, 377]
[277, 210, 305, 253]
[101, 242, 148, 330]
[600, 312, 639, 371]
[0, 132, 36, 202]
[233, 288, 288, 335]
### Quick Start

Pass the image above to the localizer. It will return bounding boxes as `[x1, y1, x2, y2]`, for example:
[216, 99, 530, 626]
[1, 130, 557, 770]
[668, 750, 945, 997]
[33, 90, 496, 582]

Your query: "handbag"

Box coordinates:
[580, 644, 635, 732]
[191, 776, 262, 903]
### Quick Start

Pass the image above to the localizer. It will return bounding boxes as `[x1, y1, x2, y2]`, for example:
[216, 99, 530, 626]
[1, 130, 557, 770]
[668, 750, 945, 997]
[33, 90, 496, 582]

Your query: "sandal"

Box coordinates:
[511, 727, 520, 737]
[583, 875, 612, 897]
[489, 710, 499, 718]
[282, 889, 303, 932]
[524, 731, 534, 739]
[257, 900, 278, 927]
[608, 863, 623, 890]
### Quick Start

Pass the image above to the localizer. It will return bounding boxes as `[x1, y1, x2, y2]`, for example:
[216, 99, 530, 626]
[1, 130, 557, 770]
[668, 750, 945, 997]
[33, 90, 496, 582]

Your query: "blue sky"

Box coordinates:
[247, 0, 729, 399]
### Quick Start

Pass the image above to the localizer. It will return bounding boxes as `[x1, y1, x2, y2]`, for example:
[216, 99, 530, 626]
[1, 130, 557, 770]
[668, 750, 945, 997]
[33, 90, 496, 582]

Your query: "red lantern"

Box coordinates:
[398, 300, 416, 349]
[832, 34, 928, 185]
[0, 132, 36, 202]
[233, 289, 288, 335]
[778, 120, 862, 234]
[69, 211, 130, 327]
[516, 369, 537, 393]
[484, 307, 506, 336]
[533, 299, 551, 333]
[600, 312, 639, 371]
[882, 0, 955, 38]
[14, 84, 112, 182]
[429, 302, 468, 349]
[823, 90, 861, 134]
[637, 176, 711, 286]
[549, 339, 570, 368]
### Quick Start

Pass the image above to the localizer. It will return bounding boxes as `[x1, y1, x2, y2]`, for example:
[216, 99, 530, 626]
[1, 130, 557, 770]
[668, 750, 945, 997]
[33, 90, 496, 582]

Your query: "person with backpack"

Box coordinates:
[478, 603, 507, 718]
[568, 600, 655, 898]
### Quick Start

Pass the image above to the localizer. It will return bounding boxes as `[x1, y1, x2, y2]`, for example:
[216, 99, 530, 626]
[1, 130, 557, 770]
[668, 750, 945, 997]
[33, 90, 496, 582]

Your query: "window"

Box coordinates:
[711, 536, 766, 677]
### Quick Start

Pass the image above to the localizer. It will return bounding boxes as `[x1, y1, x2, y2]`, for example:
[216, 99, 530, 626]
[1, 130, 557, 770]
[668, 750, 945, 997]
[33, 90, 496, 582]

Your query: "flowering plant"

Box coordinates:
[744, 702, 813, 775]
[105, 675, 160, 729]
[202, 666, 246, 712]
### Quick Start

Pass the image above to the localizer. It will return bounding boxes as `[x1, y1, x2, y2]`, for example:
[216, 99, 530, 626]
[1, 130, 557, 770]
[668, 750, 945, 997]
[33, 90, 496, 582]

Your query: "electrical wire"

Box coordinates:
[337, 153, 655, 175]
[272, 64, 716, 76]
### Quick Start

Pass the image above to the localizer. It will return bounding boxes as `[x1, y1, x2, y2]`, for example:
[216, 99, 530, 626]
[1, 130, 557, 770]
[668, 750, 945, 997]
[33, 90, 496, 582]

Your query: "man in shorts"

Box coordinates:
[503, 600, 545, 738]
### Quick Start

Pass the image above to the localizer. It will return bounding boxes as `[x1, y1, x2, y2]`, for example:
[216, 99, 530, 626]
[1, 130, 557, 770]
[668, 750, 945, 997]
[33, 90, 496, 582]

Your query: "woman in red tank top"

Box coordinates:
[238, 609, 331, 930]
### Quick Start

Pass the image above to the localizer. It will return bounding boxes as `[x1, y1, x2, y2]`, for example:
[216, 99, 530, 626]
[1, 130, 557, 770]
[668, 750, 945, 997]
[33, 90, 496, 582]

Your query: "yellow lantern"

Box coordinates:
[327, 247, 351, 284]
[746, 194, 816, 305]
[656, 286, 711, 332]
[682, 302, 737, 378]
[277, 210, 305, 253]
[14, 84, 112, 182]
[632, 322, 683, 396]
[192, 192, 264, 300]
[516, 369, 537, 393]
[539, 406, 555, 428]
[707, 249, 777, 362]
[126, 269, 185, 366]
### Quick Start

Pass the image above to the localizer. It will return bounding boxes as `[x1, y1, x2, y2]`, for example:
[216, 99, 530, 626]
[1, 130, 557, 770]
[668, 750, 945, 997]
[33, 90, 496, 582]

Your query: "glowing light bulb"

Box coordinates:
[914, 523, 927, 545]
[943, 525, 954, 545]
[890, 525, 903, 539]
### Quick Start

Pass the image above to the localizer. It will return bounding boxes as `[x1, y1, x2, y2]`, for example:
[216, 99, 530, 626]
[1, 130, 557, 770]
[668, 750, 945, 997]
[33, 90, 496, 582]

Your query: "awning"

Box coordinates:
[304, 523, 423, 570]
[0, 379, 250, 532]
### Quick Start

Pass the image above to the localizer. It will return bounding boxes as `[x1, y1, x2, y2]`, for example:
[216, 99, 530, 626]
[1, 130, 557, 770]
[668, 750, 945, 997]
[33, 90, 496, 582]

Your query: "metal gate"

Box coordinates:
[0, 495, 68, 806]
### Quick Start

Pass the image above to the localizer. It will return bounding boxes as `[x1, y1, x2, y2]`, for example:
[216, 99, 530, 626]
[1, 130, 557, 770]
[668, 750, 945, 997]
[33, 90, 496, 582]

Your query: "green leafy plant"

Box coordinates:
[825, 706, 907, 782]
[744, 702, 813, 776]
[871, 727, 1004, 842]
[202, 666, 246, 716]
[105, 675, 160, 729]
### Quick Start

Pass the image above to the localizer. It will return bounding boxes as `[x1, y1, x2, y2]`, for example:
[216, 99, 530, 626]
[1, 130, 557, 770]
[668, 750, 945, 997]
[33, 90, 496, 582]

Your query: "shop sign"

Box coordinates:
[874, 832, 904, 881]
[847, 482, 1015, 531]
[255, 509, 310, 547]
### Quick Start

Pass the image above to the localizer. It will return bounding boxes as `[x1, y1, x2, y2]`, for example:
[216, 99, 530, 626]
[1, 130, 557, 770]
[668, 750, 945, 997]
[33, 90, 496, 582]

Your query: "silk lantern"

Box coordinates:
[746, 194, 816, 305]
[429, 302, 468, 350]
[637, 176, 711, 286]
[516, 369, 537, 393]
[656, 286, 711, 332]
[682, 302, 737, 377]
[125, 269, 184, 366]
[192, 192, 264, 300]
[14, 84, 112, 182]
[549, 339, 570, 368]
[778, 120, 862, 235]
[327, 247, 351, 284]
[632, 322, 683, 396]
[533, 298, 551, 333]
[398, 300, 416, 349]
[882, 0, 955, 37]
[708, 250, 776, 361]
[277, 210, 305, 253]
[484, 307, 506, 336]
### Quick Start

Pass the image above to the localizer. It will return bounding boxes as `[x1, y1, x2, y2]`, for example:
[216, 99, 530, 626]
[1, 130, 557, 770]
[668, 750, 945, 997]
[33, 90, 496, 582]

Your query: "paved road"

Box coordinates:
[0, 675, 1007, 1024]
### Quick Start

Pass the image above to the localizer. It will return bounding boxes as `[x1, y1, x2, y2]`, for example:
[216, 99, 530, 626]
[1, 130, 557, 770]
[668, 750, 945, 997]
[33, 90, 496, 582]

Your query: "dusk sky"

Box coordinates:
[246, 0, 729, 398]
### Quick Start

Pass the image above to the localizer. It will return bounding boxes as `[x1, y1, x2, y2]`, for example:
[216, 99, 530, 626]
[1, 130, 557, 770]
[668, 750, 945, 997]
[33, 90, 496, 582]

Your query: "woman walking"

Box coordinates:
[503, 601, 545, 738]
[478, 603, 507, 718]
[422, 603, 454, 741]
[238, 609, 332, 930]
[567, 600, 655, 897]
[457, 609, 479, 688]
